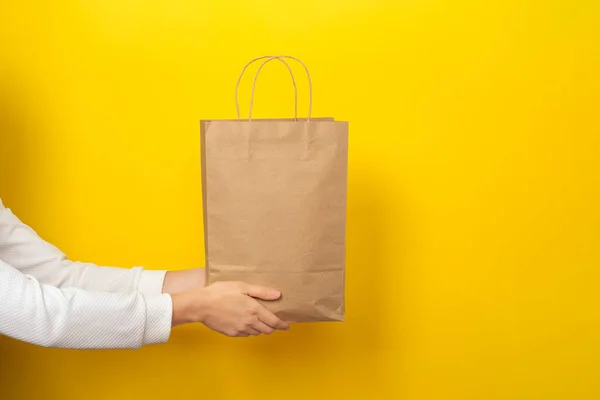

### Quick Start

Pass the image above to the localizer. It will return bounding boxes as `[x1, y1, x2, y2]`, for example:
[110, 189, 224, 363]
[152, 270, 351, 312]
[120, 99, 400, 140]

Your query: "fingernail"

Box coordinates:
[271, 290, 281, 297]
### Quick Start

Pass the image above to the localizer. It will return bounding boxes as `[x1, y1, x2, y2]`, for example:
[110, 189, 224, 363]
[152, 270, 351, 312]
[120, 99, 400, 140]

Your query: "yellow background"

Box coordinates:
[1, 0, 599, 399]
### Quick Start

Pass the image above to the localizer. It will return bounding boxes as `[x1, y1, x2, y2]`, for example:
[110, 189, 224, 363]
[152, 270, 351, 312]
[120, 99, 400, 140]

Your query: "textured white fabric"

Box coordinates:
[0, 198, 173, 349]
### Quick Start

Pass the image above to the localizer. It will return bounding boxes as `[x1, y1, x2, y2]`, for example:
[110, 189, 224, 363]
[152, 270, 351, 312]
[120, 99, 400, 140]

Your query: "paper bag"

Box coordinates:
[201, 56, 348, 322]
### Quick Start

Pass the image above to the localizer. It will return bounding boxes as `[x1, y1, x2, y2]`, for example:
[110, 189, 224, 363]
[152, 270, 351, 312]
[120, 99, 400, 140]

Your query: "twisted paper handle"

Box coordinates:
[235, 55, 313, 121]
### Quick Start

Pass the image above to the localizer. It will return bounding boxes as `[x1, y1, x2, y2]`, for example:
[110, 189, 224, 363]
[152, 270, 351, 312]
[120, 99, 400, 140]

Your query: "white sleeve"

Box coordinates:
[0, 198, 166, 294]
[0, 258, 172, 349]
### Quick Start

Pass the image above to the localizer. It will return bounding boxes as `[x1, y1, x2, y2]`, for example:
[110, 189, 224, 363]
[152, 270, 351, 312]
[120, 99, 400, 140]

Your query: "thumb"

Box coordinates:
[242, 284, 281, 301]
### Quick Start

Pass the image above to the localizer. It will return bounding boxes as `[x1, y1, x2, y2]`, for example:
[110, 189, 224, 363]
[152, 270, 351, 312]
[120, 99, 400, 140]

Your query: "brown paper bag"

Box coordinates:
[201, 56, 348, 322]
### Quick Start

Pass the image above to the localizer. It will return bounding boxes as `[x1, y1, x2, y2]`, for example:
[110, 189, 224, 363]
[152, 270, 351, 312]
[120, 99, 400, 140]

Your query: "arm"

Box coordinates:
[1, 258, 288, 348]
[0, 198, 202, 294]
[0, 258, 172, 349]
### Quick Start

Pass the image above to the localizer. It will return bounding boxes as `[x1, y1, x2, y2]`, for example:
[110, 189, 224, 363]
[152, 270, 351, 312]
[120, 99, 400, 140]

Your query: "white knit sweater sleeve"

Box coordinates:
[0, 258, 173, 349]
[0, 198, 165, 295]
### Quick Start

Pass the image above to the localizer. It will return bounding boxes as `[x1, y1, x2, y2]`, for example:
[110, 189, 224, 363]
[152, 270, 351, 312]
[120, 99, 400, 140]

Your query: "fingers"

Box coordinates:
[253, 320, 276, 335]
[256, 305, 290, 331]
[236, 306, 289, 337]
[240, 283, 281, 301]
[241, 318, 283, 336]
[243, 327, 261, 336]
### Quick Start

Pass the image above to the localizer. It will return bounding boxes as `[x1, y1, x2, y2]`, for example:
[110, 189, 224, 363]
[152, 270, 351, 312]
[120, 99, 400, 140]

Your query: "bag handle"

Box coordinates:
[235, 55, 313, 122]
[249, 56, 313, 121]
[236, 56, 297, 121]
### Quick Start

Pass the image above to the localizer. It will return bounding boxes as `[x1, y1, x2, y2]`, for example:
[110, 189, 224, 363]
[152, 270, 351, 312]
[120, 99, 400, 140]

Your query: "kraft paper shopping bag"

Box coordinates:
[201, 56, 348, 322]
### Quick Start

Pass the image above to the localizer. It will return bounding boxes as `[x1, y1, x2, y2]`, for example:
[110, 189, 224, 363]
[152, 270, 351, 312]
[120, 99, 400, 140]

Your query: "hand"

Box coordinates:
[171, 281, 289, 337]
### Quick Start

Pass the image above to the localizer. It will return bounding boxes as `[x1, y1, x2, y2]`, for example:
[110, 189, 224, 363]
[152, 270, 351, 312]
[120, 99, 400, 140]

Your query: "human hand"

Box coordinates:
[171, 281, 289, 337]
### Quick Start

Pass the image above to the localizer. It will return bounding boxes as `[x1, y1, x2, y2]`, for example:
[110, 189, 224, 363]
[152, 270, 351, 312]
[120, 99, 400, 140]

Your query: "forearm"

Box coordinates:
[162, 268, 206, 295]
[0, 259, 172, 349]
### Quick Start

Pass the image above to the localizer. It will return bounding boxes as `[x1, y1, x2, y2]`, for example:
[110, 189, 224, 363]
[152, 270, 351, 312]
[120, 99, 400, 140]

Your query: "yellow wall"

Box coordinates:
[1, 0, 599, 399]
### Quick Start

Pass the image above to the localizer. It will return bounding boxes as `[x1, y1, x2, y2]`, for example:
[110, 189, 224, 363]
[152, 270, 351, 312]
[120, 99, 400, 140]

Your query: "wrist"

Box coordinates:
[171, 292, 194, 326]
[171, 289, 208, 326]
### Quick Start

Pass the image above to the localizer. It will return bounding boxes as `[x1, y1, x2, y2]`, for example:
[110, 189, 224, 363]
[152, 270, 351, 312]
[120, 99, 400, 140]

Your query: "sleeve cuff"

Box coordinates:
[138, 269, 168, 295]
[143, 293, 173, 345]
